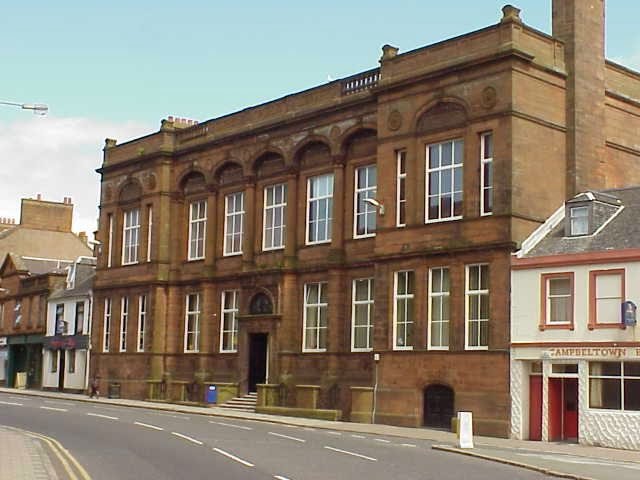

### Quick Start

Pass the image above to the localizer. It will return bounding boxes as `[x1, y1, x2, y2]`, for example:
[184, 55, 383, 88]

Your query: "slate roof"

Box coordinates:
[0, 226, 92, 265]
[523, 186, 640, 257]
[50, 260, 96, 300]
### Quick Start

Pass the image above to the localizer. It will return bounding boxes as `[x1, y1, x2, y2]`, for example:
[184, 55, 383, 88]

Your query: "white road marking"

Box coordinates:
[151, 412, 190, 420]
[209, 421, 252, 431]
[0, 400, 23, 406]
[351, 434, 365, 439]
[86, 412, 118, 420]
[213, 447, 254, 467]
[40, 406, 68, 412]
[401, 443, 417, 448]
[374, 438, 391, 443]
[326, 431, 342, 436]
[274, 476, 292, 480]
[303, 427, 315, 431]
[171, 432, 203, 445]
[517, 453, 640, 471]
[9, 396, 26, 401]
[134, 421, 164, 431]
[268, 432, 306, 443]
[44, 400, 73, 406]
[324, 446, 377, 462]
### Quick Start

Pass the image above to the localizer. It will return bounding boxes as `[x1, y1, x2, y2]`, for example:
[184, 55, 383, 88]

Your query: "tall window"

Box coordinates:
[303, 282, 328, 352]
[354, 165, 377, 238]
[221, 290, 239, 353]
[570, 206, 589, 236]
[120, 297, 128, 352]
[426, 139, 463, 222]
[107, 213, 114, 268]
[146, 205, 153, 262]
[480, 132, 493, 216]
[55, 304, 66, 335]
[466, 264, 489, 349]
[589, 362, 640, 411]
[14, 300, 22, 326]
[122, 208, 140, 265]
[263, 183, 287, 250]
[393, 271, 414, 350]
[75, 301, 85, 334]
[188, 200, 207, 260]
[396, 150, 407, 227]
[352, 278, 374, 351]
[0, 302, 4, 329]
[307, 174, 334, 244]
[68, 350, 76, 374]
[541, 273, 574, 327]
[137, 295, 147, 352]
[224, 192, 244, 256]
[590, 270, 624, 328]
[103, 298, 112, 352]
[428, 267, 450, 350]
[184, 293, 200, 352]
[51, 351, 58, 373]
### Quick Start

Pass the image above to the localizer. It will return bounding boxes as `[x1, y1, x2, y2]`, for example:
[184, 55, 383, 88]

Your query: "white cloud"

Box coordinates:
[0, 116, 152, 238]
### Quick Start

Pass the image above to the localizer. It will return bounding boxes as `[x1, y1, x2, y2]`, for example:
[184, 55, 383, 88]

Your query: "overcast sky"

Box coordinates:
[1, 0, 639, 236]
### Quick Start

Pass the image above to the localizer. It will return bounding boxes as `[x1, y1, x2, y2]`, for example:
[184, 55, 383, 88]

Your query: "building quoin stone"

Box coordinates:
[91, 1, 640, 437]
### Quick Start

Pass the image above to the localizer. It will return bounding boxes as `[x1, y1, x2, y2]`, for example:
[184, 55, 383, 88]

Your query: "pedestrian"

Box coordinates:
[89, 376, 100, 399]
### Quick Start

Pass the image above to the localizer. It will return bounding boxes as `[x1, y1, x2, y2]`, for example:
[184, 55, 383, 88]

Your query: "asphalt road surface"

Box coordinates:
[0, 392, 555, 480]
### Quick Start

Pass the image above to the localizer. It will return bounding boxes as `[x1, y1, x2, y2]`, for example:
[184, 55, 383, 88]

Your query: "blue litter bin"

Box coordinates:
[205, 385, 217, 404]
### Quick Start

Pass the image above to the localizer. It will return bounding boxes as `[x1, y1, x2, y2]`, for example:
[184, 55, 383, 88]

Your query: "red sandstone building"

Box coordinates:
[91, 1, 640, 436]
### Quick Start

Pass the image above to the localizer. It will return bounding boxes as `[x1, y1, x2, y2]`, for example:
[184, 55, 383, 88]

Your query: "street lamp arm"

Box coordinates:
[0, 100, 48, 115]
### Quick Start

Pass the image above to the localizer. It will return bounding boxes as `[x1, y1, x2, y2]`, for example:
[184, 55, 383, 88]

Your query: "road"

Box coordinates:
[0, 392, 554, 480]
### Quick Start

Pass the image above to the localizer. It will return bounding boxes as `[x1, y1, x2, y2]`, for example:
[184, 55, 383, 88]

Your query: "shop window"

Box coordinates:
[589, 362, 640, 411]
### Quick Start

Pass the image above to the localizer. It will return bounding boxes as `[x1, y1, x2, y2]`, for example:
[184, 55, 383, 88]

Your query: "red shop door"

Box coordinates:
[529, 376, 542, 441]
[548, 378, 578, 442]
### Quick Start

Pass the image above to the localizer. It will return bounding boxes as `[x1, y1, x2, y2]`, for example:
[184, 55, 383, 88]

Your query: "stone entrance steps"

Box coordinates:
[218, 392, 257, 412]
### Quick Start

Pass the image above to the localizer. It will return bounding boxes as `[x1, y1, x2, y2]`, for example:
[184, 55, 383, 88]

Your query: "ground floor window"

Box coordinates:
[50, 351, 58, 373]
[67, 349, 76, 374]
[589, 362, 640, 411]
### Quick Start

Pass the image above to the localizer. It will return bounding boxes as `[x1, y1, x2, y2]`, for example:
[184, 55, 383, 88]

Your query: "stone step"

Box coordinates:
[218, 393, 257, 412]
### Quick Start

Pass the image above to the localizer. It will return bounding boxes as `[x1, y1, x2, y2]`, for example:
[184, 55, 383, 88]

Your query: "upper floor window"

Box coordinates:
[466, 264, 489, 350]
[393, 271, 414, 350]
[75, 301, 85, 335]
[303, 282, 328, 352]
[14, 300, 22, 326]
[188, 200, 207, 260]
[221, 290, 239, 353]
[352, 278, 374, 352]
[428, 267, 450, 350]
[540, 273, 574, 329]
[0, 302, 4, 329]
[307, 174, 333, 245]
[103, 298, 112, 352]
[122, 208, 140, 265]
[55, 304, 66, 335]
[184, 293, 200, 352]
[107, 213, 114, 268]
[589, 269, 625, 329]
[146, 205, 153, 262]
[354, 165, 377, 238]
[570, 206, 589, 236]
[263, 183, 287, 251]
[480, 132, 493, 216]
[396, 150, 407, 227]
[426, 139, 463, 222]
[224, 192, 244, 256]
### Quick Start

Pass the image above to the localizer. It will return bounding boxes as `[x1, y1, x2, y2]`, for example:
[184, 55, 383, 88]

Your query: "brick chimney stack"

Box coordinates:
[19, 196, 74, 232]
[552, 0, 606, 196]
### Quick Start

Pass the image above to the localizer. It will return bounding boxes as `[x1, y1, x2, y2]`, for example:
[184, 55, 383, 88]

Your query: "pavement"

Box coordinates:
[2, 387, 640, 480]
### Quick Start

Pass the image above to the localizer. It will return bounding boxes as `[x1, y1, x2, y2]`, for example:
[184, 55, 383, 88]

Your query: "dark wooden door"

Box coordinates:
[248, 334, 268, 393]
[424, 385, 454, 428]
[529, 375, 543, 440]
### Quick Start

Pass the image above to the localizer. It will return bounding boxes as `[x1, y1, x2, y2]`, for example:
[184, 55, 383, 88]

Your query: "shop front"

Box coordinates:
[511, 345, 640, 450]
[6, 334, 44, 389]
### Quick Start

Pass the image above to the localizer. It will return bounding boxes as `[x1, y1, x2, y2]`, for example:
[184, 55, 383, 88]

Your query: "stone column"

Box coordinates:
[204, 188, 218, 275]
[284, 170, 298, 267]
[242, 178, 256, 271]
[330, 155, 345, 262]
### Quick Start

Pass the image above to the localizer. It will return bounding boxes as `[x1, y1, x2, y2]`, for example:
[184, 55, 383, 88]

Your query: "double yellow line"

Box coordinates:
[4, 426, 92, 480]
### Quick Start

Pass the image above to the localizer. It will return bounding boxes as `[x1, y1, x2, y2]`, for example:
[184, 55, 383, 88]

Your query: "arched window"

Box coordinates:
[249, 292, 273, 315]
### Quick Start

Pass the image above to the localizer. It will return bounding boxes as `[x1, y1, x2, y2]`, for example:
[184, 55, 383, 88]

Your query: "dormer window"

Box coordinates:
[569, 206, 589, 236]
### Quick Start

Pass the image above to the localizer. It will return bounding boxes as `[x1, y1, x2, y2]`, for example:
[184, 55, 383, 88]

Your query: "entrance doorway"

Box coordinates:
[424, 384, 454, 428]
[58, 351, 66, 391]
[548, 377, 578, 441]
[529, 375, 543, 440]
[248, 333, 268, 393]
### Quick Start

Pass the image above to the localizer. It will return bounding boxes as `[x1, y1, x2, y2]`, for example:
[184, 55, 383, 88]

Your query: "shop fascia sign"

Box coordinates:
[544, 346, 640, 359]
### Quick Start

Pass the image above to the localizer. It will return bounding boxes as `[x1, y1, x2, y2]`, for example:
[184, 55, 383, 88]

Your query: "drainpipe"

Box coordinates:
[371, 353, 380, 424]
